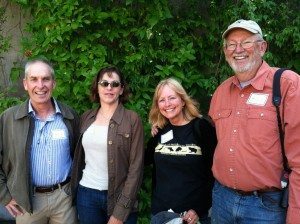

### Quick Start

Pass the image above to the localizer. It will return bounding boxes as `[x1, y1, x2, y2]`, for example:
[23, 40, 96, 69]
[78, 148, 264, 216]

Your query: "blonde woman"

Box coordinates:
[146, 78, 216, 224]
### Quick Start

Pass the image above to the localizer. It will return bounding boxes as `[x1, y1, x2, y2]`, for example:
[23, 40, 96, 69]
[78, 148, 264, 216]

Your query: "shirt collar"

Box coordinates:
[231, 61, 271, 91]
[28, 98, 61, 116]
[249, 61, 271, 90]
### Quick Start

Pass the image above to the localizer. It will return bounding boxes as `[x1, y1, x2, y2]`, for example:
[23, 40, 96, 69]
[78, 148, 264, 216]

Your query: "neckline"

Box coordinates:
[169, 119, 192, 128]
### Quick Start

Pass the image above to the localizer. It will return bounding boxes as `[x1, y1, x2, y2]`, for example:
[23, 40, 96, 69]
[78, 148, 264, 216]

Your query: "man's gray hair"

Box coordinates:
[24, 59, 55, 79]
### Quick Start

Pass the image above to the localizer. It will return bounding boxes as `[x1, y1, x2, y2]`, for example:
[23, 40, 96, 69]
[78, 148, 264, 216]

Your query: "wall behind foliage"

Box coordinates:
[0, 1, 30, 90]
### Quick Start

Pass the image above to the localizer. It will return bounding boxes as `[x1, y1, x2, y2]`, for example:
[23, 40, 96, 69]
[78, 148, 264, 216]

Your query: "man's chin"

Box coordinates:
[230, 64, 251, 74]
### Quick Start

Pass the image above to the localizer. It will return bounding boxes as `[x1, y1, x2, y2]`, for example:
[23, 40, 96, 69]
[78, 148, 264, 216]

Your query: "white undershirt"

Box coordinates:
[79, 124, 108, 190]
[240, 80, 252, 88]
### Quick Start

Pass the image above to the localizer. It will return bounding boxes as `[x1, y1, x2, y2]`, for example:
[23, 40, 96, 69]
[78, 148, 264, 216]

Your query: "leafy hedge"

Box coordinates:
[3, 0, 300, 222]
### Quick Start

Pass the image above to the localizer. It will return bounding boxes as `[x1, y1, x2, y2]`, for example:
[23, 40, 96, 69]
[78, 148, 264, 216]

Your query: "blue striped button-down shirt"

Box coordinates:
[29, 100, 71, 187]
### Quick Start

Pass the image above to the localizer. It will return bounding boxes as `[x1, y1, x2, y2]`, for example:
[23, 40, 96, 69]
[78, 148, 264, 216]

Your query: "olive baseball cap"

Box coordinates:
[222, 19, 263, 38]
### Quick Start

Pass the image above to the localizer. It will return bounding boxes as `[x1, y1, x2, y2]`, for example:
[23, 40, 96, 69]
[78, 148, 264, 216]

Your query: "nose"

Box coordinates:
[234, 43, 245, 53]
[36, 79, 44, 88]
[106, 84, 113, 90]
[165, 99, 172, 107]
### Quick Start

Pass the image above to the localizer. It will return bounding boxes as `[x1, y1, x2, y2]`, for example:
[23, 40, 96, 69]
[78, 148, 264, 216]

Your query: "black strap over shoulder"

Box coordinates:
[272, 68, 290, 173]
[272, 68, 287, 107]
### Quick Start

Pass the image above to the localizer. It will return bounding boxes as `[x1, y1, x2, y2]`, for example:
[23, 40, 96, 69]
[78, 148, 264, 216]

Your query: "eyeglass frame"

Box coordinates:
[98, 80, 122, 88]
[224, 39, 264, 51]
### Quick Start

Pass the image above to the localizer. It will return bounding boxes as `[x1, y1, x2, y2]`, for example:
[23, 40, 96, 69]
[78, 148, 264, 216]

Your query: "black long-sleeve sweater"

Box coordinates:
[146, 117, 217, 217]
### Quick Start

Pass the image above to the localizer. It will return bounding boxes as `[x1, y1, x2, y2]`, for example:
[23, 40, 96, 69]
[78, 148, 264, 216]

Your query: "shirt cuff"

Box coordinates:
[112, 203, 131, 222]
[287, 206, 300, 224]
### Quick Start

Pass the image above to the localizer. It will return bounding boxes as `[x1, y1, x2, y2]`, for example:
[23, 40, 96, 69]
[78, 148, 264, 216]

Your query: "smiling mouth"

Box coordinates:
[35, 91, 47, 95]
[234, 55, 248, 60]
[165, 108, 175, 112]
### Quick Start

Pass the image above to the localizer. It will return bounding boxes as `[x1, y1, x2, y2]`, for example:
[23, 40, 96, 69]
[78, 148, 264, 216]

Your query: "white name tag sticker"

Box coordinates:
[246, 93, 269, 106]
[161, 130, 173, 143]
[52, 129, 67, 140]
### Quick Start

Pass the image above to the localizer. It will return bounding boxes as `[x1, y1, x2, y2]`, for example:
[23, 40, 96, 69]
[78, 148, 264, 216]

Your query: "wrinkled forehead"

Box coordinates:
[25, 61, 53, 79]
[158, 84, 179, 98]
[100, 71, 120, 81]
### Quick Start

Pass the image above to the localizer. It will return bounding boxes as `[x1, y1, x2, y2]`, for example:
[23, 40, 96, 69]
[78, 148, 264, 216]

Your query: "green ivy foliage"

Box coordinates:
[5, 0, 300, 222]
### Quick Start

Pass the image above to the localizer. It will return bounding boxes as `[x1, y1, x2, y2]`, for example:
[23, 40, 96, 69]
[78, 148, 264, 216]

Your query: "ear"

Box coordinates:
[52, 80, 56, 89]
[181, 99, 185, 107]
[259, 41, 268, 56]
[222, 46, 226, 55]
[119, 86, 124, 96]
[23, 78, 28, 91]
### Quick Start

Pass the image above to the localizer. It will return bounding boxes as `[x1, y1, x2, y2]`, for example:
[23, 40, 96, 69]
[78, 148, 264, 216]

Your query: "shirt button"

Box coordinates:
[108, 140, 112, 145]
[237, 111, 240, 115]
[125, 134, 129, 138]
[229, 168, 233, 172]
[260, 113, 264, 117]
[229, 148, 234, 152]
[110, 159, 114, 164]
[241, 94, 244, 97]
[233, 130, 237, 133]
[110, 124, 115, 128]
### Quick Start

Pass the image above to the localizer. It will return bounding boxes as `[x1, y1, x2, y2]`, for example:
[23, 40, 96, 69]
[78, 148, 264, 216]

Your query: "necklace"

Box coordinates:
[98, 110, 112, 121]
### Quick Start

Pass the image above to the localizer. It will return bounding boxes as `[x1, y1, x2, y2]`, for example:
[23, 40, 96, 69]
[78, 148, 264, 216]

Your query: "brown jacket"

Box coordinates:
[71, 103, 144, 221]
[0, 98, 79, 213]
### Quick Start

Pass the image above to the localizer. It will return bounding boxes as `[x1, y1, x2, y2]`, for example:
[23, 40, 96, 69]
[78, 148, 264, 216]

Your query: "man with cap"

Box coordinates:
[208, 19, 300, 223]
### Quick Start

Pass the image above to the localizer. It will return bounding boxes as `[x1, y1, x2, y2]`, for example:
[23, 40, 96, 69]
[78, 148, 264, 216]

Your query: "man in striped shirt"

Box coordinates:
[0, 59, 79, 224]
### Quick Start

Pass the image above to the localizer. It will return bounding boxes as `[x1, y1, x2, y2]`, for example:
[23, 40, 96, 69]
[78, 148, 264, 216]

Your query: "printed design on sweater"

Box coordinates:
[155, 143, 202, 156]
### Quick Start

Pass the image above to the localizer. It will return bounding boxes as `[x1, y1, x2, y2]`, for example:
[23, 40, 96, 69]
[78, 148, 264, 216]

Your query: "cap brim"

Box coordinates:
[222, 26, 260, 38]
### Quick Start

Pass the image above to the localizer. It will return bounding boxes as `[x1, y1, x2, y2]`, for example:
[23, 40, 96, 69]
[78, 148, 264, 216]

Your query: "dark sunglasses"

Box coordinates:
[98, 80, 121, 88]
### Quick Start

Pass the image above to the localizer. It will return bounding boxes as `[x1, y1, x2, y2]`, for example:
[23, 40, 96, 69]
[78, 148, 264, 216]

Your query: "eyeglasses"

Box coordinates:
[224, 40, 264, 51]
[98, 80, 121, 88]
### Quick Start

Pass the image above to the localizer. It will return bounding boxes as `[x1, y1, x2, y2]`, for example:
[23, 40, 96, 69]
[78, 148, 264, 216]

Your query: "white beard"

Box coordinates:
[228, 50, 262, 74]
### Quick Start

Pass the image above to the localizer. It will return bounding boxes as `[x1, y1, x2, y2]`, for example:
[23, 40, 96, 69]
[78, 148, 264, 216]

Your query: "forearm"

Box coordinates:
[5, 199, 24, 218]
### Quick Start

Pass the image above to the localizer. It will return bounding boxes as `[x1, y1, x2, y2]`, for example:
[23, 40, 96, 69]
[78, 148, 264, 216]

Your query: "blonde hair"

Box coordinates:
[149, 78, 201, 128]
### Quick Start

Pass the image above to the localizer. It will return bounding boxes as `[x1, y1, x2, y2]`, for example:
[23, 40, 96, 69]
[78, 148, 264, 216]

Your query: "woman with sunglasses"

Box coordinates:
[146, 78, 217, 224]
[71, 66, 144, 224]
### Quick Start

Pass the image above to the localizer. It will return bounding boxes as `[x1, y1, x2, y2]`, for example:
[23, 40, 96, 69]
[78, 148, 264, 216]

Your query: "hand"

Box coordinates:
[182, 209, 199, 224]
[107, 215, 123, 224]
[151, 124, 159, 137]
[5, 199, 24, 217]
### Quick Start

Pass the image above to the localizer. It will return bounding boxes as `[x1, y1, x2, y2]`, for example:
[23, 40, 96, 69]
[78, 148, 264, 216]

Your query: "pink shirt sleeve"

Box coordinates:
[281, 70, 300, 223]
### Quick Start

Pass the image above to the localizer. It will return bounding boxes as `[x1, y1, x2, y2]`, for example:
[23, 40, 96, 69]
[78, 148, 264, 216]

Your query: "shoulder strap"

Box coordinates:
[272, 68, 290, 173]
[272, 68, 286, 106]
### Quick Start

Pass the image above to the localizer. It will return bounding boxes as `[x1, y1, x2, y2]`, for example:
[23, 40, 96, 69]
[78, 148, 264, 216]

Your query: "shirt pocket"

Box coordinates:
[247, 107, 277, 128]
[211, 109, 232, 140]
[246, 107, 278, 149]
[116, 131, 131, 151]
